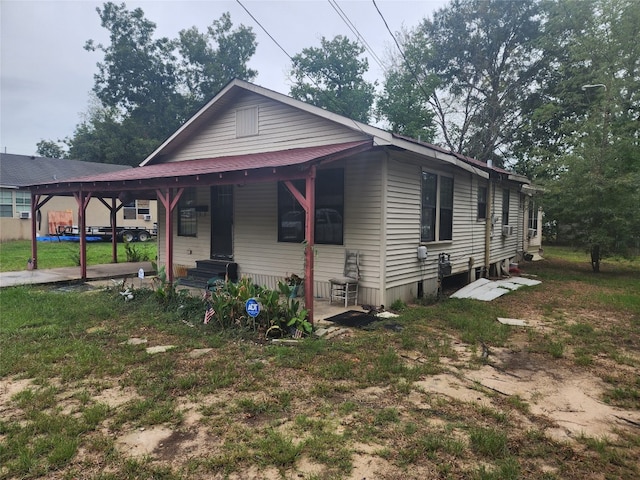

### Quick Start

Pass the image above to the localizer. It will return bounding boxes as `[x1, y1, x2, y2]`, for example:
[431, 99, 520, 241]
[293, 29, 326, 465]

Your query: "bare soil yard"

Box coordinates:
[1, 252, 639, 479]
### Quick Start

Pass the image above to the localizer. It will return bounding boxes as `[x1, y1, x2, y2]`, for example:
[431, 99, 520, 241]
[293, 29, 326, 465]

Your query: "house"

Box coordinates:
[0, 153, 157, 241]
[28, 79, 540, 321]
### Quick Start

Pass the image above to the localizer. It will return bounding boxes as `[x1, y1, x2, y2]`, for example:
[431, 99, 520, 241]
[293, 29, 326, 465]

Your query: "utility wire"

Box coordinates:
[371, 0, 435, 111]
[236, 0, 371, 134]
[328, 0, 386, 71]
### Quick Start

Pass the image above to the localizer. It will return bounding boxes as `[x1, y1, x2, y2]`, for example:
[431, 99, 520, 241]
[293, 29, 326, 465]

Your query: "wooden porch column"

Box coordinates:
[30, 194, 55, 270]
[30, 193, 39, 270]
[74, 191, 92, 280]
[96, 197, 124, 263]
[156, 188, 184, 284]
[304, 167, 316, 325]
[285, 165, 317, 325]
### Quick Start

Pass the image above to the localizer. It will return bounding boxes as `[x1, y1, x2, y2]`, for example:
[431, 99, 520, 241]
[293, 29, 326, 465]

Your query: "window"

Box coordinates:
[178, 189, 197, 237]
[502, 188, 510, 225]
[15, 191, 31, 214]
[421, 171, 453, 242]
[137, 199, 150, 215]
[477, 186, 487, 220]
[0, 190, 12, 217]
[236, 106, 258, 138]
[123, 201, 136, 220]
[278, 169, 344, 245]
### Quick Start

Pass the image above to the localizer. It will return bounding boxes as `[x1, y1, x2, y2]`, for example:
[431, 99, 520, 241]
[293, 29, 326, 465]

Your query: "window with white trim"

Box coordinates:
[15, 191, 31, 214]
[421, 171, 453, 242]
[123, 201, 136, 220]
[0, 190, 12, 217]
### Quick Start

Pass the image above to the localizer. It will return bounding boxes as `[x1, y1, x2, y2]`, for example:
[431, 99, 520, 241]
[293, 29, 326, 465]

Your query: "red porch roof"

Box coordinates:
[31, 140, 373, 190]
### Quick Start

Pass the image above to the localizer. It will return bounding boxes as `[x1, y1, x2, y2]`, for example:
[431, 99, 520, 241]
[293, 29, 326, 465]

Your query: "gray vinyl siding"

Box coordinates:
[383, 154, 505, 303]
[163, 91, 368, 162]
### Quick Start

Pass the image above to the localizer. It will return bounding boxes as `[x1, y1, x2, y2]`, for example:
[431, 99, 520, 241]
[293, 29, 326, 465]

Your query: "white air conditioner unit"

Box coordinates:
[143, 214, 152, 221]
[19, 211, 31, 219]
[502, 225, 514, 236]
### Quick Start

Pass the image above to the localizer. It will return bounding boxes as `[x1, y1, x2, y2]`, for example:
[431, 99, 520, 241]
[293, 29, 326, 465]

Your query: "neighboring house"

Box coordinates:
[27, 79, 541, 317]
[0, 153, 157, 241]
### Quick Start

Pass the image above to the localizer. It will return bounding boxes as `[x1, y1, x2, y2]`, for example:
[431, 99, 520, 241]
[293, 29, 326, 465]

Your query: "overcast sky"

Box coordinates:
[1, 0, 447, 156]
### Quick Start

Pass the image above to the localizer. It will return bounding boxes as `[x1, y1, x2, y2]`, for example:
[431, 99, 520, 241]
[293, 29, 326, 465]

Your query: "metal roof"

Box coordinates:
[29, 140, 373, 194]
[0, 153, 130, 188]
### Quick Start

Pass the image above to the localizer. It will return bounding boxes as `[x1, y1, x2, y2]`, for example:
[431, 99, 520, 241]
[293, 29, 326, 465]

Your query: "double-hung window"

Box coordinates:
[0, 191, 12, 217]
[421, 171, 453, 242]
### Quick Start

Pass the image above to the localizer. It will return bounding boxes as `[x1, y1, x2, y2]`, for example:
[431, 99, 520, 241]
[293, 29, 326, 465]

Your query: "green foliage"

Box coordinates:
[124, 241, 151, 262]
[36, 139, 66, 159]
[376, 29, 438, 141]
[289, 35, 375, 123]
[396, 0, 544, 164]
[200, 278, 311, 337]
[522, 0, 640, 260]
[65, 3, 257, 166]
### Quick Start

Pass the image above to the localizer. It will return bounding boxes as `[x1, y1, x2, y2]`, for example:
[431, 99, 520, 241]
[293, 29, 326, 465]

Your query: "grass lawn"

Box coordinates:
[0, 239, 157, 272]
[0, 246, 638, 479]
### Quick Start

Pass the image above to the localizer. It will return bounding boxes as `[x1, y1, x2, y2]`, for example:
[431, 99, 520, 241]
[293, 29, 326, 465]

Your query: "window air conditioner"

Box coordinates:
[19, 211, 31, 219]
[143, 214, 152, 221]
[502, 225, 514, 236]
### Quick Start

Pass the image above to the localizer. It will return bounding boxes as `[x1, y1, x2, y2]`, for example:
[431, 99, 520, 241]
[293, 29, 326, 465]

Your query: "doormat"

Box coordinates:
[324, 310, 379, 328]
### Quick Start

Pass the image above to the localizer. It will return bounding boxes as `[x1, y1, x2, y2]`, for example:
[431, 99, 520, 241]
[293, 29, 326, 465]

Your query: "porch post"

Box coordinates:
[304, 166, 316, 325]
[30, 193, 39, 269]
[30, 194, 55, 270]
[156, 188, 184, 284]
[111, 198, 118, 262]
[96, 196, 120, 263]
[74, 191, 92, 280]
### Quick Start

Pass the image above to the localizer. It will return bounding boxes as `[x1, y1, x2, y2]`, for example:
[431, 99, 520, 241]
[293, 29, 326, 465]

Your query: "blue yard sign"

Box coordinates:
[245, 298, 260, 318]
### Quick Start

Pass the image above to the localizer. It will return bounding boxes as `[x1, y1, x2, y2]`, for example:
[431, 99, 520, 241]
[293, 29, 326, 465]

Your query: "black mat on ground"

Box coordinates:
[325, 310, 379, 328]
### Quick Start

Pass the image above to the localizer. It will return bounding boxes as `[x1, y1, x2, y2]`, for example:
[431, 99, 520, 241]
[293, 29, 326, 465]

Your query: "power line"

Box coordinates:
[235, 0, 371, 132]
[328, 0, 386, 72]
[371, 0, 437, 126]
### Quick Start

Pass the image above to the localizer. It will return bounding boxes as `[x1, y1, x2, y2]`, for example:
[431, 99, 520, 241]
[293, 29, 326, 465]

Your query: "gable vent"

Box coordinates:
[236, 106, 259, 138]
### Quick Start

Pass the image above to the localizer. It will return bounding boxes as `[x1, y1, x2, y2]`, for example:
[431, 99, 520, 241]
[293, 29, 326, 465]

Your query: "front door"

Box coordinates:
[210, 185, 233, 259]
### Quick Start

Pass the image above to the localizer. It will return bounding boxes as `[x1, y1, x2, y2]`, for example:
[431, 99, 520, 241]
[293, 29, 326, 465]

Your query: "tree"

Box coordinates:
[177, 12, 257, 111]
[531, 0, 640, 268]
[36, 140, 66, 159]
[289, 35, 375, 123]
[376, 28, 438, 142]
[68, 2, 257, 165]
[392, 0, 543, 165]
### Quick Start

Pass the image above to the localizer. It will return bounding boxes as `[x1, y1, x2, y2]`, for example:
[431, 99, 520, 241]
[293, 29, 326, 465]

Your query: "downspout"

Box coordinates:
[379, 151, 389, 306]
[484, 180, 493, 278]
